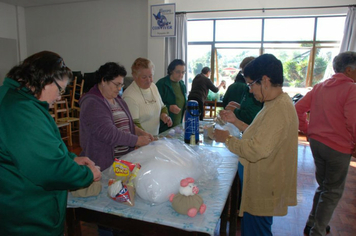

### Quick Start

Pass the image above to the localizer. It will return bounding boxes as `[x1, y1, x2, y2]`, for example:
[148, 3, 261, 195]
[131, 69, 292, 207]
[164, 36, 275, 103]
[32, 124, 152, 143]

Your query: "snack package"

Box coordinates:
[112, 159, 138, 183]
[106, 160, 141, 206]
[107, 179, 135, 206]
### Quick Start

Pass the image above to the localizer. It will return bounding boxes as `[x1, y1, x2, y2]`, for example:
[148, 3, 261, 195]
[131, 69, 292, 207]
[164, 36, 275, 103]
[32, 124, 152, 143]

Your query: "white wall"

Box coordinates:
[25, 0, 148, 74]
[0, 2, 17, 39]
[0, 2, 25, 84]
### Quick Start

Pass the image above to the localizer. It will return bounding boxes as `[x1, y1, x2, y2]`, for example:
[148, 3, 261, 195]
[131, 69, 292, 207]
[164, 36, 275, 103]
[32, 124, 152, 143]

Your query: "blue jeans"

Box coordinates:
[307, 139, 351, 236]
[238, 162, 273, 236]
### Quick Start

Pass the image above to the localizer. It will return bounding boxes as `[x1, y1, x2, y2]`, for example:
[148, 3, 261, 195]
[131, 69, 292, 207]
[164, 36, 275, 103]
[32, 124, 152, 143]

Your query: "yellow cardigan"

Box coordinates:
[227, 93, 298, 217]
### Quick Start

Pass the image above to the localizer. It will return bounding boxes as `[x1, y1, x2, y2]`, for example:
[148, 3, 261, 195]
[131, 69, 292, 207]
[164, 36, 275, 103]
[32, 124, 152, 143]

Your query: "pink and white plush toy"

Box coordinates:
[169, 177, 206, 217]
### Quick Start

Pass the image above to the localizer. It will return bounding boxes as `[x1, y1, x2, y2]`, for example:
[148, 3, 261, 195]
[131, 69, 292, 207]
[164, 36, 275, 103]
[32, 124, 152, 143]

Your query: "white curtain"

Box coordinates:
[340, 6, 356, 52]
[165, 13, 187, 80]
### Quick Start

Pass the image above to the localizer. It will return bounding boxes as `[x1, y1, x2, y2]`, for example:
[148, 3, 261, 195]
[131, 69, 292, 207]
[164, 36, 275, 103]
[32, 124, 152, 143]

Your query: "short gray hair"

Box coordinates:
[333, 51, 356, 73]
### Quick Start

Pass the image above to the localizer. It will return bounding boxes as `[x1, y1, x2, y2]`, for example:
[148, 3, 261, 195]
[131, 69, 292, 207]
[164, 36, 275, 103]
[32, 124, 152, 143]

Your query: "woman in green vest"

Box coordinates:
[156, 59, 187, 133]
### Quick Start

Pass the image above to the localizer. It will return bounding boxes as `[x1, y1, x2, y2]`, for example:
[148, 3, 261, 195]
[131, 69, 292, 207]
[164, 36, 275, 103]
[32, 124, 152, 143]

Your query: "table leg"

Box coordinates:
[66, 208, 82, 236]
[220, 193, 230, 235]
[229, 172, 240, 236]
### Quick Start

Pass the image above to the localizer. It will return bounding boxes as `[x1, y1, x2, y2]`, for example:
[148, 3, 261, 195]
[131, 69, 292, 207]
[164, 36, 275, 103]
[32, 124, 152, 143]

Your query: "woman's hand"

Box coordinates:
[214, 129, 230, 143]
[169, 105, 181, 114]
[226, 101, 240, 110]
[220, 110, 238, 123]
[161, 113, 173, 127]
[143, 131, 154, 142]
[88, 165, 102, 182]
[74, 157, 101, 182]
[136, 136, 152, 147]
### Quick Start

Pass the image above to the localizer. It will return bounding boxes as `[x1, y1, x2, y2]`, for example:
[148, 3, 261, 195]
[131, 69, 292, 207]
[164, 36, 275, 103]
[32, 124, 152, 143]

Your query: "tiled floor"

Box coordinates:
[67, 135, 356, 236]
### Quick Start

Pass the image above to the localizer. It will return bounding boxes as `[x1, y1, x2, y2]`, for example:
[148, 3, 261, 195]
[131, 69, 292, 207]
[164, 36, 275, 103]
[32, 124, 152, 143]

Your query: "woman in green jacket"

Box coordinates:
[0, 51, 101, 235]
[156, 59, 187, 133]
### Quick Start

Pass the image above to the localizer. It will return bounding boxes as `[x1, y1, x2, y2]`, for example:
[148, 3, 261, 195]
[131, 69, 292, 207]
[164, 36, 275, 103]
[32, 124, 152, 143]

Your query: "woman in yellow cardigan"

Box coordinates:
[215, 54, 298, 236]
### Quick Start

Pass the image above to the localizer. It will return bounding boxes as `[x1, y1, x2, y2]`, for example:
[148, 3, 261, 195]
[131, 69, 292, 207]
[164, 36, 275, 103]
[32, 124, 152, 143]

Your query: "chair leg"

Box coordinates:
[68, 123, 73, 146]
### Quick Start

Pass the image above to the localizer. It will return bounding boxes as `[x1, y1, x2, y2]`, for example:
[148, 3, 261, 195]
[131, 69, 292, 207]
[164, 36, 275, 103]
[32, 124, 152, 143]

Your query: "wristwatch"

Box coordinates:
[225, 135, 233, 146]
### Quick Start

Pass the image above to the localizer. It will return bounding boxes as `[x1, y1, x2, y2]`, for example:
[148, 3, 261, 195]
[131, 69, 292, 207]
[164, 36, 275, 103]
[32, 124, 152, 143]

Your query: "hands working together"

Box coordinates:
[74, 157, 102, 182]
[135, 127, 155, 147]
[213, 109, 247, 143]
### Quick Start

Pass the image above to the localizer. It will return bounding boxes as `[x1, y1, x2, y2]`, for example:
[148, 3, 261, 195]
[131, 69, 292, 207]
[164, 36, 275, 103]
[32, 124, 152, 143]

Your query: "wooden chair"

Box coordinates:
[54, 99, 80, 137]
[61, 80, 74, 105]
[203, 100, 217, 119]
[49, 107, 72, 146]
[70, 76, 84, 118]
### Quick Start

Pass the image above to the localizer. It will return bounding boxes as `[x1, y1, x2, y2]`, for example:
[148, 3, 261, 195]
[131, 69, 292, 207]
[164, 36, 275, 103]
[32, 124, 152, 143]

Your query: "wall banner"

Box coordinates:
[151, 3, 176, 37]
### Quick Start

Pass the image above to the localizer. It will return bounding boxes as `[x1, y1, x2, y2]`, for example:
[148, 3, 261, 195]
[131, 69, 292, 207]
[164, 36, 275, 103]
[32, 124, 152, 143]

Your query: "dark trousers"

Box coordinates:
[306, 138, 351, 236]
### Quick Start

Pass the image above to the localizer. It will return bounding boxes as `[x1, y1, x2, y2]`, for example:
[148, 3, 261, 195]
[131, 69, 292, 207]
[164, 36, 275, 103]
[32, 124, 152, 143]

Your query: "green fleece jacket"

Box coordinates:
[0, 78, 93, 235]
[156, 75, 187, 133]
[223, 83, 263, 125]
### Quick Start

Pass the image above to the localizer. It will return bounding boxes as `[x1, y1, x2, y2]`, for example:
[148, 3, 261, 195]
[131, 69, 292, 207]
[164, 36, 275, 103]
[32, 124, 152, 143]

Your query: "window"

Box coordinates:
[187, 15, 346, 97]
[187, 44, 212, 92]
[215, 19, 262, 41]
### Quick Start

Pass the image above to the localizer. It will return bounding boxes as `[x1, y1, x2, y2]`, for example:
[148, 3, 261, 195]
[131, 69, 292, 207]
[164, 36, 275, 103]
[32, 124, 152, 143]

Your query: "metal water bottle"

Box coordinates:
[184, 100, 200, 144]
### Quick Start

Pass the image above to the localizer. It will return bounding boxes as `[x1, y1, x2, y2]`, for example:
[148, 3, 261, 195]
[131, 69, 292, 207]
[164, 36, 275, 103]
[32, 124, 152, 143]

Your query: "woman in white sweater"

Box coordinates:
[122, 58, 172, 135]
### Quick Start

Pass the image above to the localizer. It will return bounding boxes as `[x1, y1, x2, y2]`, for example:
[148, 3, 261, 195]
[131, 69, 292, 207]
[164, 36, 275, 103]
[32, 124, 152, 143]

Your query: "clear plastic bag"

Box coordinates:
[115, 139, 221, 205]
[215, 122, 242, 139]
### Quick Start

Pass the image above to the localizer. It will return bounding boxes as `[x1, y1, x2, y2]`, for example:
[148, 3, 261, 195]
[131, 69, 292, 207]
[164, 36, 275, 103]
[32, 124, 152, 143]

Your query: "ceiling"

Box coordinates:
[0, 0, 99, 8]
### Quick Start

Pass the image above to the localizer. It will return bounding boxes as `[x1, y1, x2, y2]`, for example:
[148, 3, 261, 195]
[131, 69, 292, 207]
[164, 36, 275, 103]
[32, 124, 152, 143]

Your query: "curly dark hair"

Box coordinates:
[95, 62, 127, 84]
[6, 51, 72, 98]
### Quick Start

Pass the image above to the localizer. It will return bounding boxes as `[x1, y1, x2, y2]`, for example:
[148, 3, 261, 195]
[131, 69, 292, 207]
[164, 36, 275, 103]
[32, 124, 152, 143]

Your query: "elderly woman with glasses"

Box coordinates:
[156, 59, 187, 133]
[79, 62, 154, 172]
[122, 58, 172, 136]
[215, 54, 298, 236]
[0, 51, 101, 235]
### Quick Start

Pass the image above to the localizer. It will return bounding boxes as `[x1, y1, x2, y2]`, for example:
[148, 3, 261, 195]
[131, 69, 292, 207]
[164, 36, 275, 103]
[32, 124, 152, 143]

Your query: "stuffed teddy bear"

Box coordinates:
[169, 177, 206, 217]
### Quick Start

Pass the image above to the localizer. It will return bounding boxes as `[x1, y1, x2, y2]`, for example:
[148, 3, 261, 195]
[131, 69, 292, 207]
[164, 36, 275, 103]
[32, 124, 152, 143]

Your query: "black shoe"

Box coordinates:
[303, 225, 331, 235]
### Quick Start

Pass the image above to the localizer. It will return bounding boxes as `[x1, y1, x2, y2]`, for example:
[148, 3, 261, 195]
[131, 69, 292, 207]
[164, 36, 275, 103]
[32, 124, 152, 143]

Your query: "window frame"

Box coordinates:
[187, 14, 346, 93]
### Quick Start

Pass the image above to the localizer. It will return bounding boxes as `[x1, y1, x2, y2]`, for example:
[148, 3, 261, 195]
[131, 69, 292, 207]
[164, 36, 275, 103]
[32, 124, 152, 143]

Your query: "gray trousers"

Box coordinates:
[307, 139, 351, 236]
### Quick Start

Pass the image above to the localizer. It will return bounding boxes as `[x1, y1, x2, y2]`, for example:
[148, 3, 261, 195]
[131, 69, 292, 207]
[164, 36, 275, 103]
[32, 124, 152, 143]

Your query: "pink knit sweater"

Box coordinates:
[296, 73, 356, 154]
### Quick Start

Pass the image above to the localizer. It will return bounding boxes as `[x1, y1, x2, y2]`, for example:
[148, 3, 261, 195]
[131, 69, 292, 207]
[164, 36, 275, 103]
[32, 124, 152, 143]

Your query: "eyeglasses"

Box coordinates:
[173, 70, 186, 75]
[247, 79, 261, 89]
[53, 80, 66, 95]
[110, 81, 125, 89]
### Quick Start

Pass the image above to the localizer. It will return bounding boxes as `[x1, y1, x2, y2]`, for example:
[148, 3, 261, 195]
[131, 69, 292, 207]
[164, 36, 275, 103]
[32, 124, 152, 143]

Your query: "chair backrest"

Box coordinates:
[54, 99, 70, 121]
[72, 71, 83, 83]
[204, 100, 217, 119]
[71, 76, 84, 113]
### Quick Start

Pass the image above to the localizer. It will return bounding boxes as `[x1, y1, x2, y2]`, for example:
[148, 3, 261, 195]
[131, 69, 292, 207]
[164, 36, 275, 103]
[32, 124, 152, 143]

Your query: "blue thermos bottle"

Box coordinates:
[184, 100, 200, 144]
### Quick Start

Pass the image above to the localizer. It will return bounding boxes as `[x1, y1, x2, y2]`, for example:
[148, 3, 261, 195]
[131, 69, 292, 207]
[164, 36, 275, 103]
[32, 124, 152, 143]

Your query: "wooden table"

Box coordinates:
[66, 126, 240, 236]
